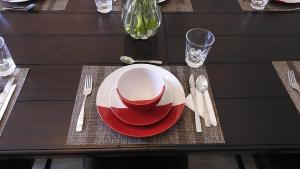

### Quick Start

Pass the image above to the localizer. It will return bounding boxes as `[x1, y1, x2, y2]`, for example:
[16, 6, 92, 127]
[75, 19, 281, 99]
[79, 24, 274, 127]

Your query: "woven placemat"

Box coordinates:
[0, 68, 29, 136]
[112, 0, 193, 12]
[237, 0, 300, 11]
[66, 66, 224, 145]
[273, 61, 300, 113]
[0, 0, 69, 11]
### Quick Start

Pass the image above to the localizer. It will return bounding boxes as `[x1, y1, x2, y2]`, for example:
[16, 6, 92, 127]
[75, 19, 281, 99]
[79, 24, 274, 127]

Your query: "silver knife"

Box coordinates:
[0, 83, 16, 122]
[189, 74, 202, 132]
[0, 77, 15, 103]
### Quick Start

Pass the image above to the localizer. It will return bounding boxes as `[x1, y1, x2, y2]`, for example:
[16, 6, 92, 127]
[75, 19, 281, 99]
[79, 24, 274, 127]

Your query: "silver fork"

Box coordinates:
[288, 70, 300, 93]
[76, 75, 93, 132]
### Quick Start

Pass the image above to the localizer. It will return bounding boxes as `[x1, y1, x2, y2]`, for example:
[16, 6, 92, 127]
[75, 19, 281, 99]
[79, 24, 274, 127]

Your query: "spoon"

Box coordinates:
[196, 75, 211, 127]
[120, 56, 162, 65]
[158, 0, 166, 4]
[2, 3, 36, 11]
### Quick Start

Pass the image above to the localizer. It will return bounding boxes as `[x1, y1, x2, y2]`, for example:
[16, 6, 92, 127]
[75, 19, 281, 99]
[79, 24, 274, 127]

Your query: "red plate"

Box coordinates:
[97, 104, 184, 137]
[109, 82, 173, 126]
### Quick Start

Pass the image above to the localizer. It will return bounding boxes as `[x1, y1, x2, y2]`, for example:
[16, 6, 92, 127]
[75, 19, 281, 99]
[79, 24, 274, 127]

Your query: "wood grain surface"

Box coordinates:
[0, 0, 299, 156]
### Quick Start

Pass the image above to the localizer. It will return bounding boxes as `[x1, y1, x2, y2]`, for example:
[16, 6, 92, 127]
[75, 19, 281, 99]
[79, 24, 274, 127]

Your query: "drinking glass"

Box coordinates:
[250, 0, 269, 10]
[185, 28, 215, 68]
[0, 37, 16, 76]
[95, 0, 112, 13]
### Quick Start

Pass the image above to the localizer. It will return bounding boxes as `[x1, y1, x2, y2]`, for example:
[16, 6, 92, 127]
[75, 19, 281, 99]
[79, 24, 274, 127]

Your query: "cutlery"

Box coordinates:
[76, 75, 93, 132]
[120, 56, 162, 65]
[2, 3, 35, 11]
[189, 74, 202, 132]
[0, 77, 15, 102]
[196, 75, 211, 127]
[7, 0, 31, 3]
[158, 0, 166, 3]
[288, 7, 300, 11]
[0, 77, 16, 122]
[288, 70, 300, 93]
[197, 75, 219, 126]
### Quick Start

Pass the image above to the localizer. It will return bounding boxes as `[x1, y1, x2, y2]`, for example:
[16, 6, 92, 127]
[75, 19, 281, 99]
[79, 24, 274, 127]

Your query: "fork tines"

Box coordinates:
[84, 75, 93, 89]
[288, 70, 300, 92]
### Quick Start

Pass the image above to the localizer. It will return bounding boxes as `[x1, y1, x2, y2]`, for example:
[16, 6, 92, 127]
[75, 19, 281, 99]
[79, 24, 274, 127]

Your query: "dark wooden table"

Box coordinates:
[0, 0, 300, 157]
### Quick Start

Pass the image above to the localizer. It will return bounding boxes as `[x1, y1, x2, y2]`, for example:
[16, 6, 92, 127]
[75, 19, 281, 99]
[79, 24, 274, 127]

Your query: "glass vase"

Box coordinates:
[121, 0, 162, 40]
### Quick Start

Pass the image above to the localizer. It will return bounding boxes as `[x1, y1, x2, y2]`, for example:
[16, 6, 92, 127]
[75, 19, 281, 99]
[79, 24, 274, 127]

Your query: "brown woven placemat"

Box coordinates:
[0, 68, 29, 136]
[237, 0, 300, 11]
[0, 0, 69, 11]
[112, 0, 193, 12]
[273, 61, 300, 113]
[66, 66, 224, 145]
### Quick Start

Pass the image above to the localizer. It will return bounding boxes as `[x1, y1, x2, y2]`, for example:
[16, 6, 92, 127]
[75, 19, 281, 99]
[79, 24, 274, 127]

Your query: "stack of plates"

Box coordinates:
[96, 64, 186, 137]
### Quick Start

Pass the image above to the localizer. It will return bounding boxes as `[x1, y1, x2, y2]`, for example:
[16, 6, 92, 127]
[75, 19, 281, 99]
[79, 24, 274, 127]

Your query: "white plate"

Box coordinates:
[96, 64, 185, 108]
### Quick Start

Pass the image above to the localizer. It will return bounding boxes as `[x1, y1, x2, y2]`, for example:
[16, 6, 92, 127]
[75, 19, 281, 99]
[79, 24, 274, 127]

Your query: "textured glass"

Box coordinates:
[122, 0, 162, 40]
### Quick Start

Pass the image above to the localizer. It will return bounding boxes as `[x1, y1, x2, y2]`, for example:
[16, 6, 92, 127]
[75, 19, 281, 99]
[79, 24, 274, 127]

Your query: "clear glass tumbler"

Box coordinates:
[95, 0, 112, 13]
[250, 0, 269, 10]
[185, 28, 215, 68]
[0, 37, 16, 76]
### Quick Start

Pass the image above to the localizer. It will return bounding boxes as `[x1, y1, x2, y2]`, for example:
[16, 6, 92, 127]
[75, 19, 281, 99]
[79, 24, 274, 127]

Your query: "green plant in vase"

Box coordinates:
[122, 0, 161, 40]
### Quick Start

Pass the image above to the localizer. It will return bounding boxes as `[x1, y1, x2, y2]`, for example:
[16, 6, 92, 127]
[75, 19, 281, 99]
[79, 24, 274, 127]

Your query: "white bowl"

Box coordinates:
[116, 67, 165, 111]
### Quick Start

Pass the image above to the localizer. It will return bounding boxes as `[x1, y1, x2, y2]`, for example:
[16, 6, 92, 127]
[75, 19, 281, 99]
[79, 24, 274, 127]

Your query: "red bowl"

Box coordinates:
[116, 67, 165, 111]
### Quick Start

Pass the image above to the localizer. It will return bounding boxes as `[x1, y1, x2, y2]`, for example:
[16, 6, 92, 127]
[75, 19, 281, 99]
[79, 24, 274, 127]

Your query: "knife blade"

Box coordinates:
[189, 74, 202, 132]
[0, 84, 16, 122]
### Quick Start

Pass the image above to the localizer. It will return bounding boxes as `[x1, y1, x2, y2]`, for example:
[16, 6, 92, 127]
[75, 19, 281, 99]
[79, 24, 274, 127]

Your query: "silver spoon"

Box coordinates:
[158, 0, 166, 3]
[120, 56, 162, 65]
[196, 75, 211, 127]
[2, 3, 36, 11]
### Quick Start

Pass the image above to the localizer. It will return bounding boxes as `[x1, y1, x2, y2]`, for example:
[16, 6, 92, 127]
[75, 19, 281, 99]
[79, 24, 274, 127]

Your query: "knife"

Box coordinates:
[0, 77, 15, 102]
[0, 83, 16, 122]
[189, 74, 202, 132]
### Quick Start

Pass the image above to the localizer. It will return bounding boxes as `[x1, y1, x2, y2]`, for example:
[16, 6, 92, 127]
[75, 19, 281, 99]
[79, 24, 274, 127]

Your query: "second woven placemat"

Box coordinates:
[112, 0, 193, 12]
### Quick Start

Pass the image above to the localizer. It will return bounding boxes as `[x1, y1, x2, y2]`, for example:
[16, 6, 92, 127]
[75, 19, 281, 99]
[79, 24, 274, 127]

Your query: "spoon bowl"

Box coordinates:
[196, 75, 208, 92]
[120, 56, 135, 65]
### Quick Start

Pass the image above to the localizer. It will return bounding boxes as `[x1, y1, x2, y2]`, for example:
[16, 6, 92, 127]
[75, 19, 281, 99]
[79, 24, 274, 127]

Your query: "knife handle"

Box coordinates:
[0, 84, 16, 122]
[204, 90, 217, 126]
[195, 112, 202, 132]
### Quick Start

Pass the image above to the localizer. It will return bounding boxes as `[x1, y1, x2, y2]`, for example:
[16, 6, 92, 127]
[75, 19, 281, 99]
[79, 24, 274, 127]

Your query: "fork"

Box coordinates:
[76, 75, 93, 132]
[288, 70, 300, 93]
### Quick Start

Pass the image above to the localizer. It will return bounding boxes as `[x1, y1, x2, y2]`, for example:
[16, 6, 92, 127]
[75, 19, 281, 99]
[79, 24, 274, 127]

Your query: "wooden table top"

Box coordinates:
[0, 0, 300, 157]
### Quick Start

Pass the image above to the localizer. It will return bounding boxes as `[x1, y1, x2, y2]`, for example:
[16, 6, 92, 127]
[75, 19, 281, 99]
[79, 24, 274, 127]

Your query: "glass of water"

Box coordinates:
[95, 0, 112, 13]
[0, 37, 16, 77]
[185, 28, 215, 68]
[250, 0, 269, 10]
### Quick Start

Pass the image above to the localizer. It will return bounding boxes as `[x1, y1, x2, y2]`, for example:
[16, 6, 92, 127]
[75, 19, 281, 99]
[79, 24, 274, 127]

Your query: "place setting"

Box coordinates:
[66, 28, 224, 145]
[238, 0, 300, 11]
[0, 0, 70, 11]
[0, 36, 30, 136]
[273, 61, 300, 114]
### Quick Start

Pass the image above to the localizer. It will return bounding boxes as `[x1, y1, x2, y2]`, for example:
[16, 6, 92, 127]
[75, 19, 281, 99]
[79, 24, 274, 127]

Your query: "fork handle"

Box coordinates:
[76, 95, 87, 132]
